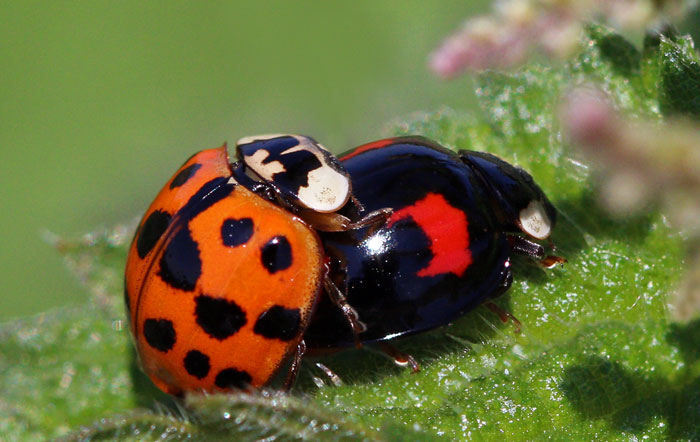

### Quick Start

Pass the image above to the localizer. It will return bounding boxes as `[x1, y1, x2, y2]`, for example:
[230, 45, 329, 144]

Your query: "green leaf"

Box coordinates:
[658, 34, 700, 119]
[3, 24, 698, 440]
[586, 24, 641, 77]
[57, 394, 403, 441]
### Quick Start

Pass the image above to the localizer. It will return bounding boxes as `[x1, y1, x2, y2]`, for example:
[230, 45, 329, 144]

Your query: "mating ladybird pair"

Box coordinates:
[124, 134, 559, 395]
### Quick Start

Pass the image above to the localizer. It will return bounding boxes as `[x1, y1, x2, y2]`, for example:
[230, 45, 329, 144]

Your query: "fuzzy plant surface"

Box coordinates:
[3, 24, 700, 441]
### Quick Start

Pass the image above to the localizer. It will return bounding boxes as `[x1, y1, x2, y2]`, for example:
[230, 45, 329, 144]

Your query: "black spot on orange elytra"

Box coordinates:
[170, 163, 202, 189]
[221, 217, 254, 247]
[194, 295, 247, 340]
[215, 367, 252, 389]
[253, 305, 301, 341]
[136, 210, 171, 259]
[158, 226, 201, 292]
[261, 236, 292, 274]
[143, 318, 176, 352]
[184, 350, 210, 379]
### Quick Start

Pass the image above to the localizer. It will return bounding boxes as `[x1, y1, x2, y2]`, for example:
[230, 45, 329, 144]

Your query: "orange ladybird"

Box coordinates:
[125, 143, 326, 395]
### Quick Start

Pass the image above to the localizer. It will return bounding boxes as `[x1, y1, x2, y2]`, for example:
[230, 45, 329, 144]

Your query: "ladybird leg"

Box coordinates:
[540, 255, 567, 268]
[508, 235, 545, 259]
[508, 234, 567, 268]
[248, 181, 299, 212]
[346, 207, 393, 231]
[283, 340, 307, 391]
[298, 211, 354, 232]
[378, 342, 420, 373]
[489, 262, 513, 299]
[484, 302, 522, 334]
[322, 273, 366, 348]
[247, 181, 278, 203]
[299, 207, 393, 233]
[350, 194, 366, 213]
[315, 362, 344, 387]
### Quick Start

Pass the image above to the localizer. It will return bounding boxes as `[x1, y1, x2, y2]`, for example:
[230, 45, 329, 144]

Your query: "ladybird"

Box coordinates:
[125, 134, 558, 394]
[124, 134, 391, 395]
[304, 136, 560, 353]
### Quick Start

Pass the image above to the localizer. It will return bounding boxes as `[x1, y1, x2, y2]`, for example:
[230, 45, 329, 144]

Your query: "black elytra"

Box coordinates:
[184, 350, 211, 379]
[143, 318, 177, 352]
[194, 295, 247, 341]
[305, 136, 557, 349]
[136, 210, 171, 259]
[253, 305, 302, 341]
[221, 217, 254, 247]
[260, 236, 293, 274]
[214, 367, 253, 389]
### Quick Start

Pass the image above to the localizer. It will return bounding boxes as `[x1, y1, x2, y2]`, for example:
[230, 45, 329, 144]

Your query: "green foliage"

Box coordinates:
[3, 24, 699, 440]
[658, 33, 700, 119]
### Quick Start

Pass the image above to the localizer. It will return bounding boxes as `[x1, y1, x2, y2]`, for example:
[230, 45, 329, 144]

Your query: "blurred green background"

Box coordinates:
[0, 1, 487, 320]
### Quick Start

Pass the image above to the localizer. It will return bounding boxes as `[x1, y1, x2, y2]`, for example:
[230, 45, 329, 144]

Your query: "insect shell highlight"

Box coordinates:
[125, 135, 361, 395]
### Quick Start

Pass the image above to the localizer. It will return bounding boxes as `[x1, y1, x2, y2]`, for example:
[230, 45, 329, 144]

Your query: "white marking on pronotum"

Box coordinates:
[280, 142, 350, 212]
[237, 134, 351, 212]
[297, 163, 349, 212]
[236, 133, 287, 145]
[242, 149, 285, 181]
[518, 200, 552, 239]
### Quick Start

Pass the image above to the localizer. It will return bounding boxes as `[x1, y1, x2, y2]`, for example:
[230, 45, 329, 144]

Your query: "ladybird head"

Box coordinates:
[461, 151, 556, 240]
[235, 134, 351, 213]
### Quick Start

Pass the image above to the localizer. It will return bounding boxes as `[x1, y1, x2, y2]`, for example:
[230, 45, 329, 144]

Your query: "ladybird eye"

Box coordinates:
[518, 200, 552, 240]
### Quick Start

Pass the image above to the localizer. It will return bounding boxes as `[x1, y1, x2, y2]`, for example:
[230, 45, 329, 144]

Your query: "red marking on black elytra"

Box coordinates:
[387, 193, 472, 277]
[340, 138, 396, 161]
